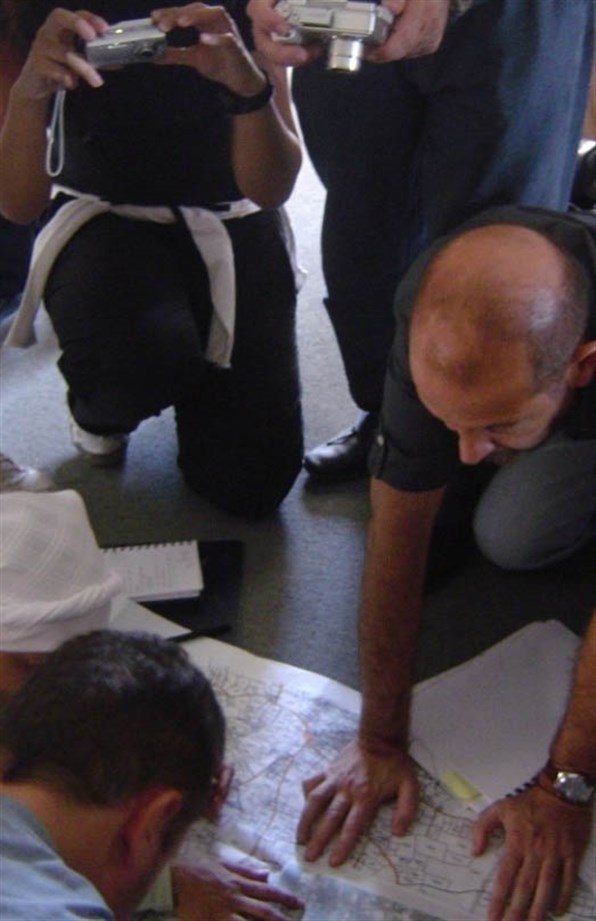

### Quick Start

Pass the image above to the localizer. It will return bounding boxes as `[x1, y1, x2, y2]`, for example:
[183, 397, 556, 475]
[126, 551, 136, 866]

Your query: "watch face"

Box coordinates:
[555, 772, 594, 804]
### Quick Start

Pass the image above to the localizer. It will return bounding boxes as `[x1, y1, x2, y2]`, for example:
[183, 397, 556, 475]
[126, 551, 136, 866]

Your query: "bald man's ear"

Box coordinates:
[566, 341, 596, 388]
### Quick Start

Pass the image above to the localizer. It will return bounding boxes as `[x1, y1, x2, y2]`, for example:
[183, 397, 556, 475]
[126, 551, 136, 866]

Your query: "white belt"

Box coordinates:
[5, 186, 261, 368]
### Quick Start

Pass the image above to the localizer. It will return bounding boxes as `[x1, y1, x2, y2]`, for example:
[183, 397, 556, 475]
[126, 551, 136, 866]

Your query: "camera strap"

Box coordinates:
[46, 89, 66, 179]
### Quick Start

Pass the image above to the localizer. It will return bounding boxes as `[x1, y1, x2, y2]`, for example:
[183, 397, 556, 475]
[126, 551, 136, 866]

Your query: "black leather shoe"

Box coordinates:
[303, 412, 378, 481]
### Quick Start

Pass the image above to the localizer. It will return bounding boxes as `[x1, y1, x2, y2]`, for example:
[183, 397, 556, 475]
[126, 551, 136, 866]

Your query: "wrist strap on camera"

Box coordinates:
[46, 88, 66, 178]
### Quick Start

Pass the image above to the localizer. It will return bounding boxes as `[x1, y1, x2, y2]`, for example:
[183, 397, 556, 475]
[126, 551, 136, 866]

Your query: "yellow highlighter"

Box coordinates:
[440, 770, 481, 802]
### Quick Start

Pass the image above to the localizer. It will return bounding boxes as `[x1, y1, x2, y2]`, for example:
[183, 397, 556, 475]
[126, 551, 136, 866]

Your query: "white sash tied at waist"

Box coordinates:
[5, 189, 261, 369]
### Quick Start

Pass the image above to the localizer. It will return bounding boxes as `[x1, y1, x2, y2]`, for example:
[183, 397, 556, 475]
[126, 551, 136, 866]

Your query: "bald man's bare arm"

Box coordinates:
[359, 478, 442, 744]
[296, 478, 444, 866]
[550, 611, 596, 777]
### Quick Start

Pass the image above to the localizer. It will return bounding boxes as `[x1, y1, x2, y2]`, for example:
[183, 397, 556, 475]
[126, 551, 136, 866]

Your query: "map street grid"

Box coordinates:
[180, 638, 595, 921]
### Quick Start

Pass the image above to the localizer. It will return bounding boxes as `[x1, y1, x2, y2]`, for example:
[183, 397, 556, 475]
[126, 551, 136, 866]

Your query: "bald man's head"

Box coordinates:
[409, 224, 595, 466]
[410, 224, 589, 391]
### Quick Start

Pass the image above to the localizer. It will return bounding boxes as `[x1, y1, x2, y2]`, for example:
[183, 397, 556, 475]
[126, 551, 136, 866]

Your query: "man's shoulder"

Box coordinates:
[0, 795, 113, 921]
[0, 794, 46, 843]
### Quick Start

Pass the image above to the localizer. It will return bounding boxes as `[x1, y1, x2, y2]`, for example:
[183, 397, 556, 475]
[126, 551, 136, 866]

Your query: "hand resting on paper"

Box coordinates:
[172, 762, 303, 920]
[472, 784, 592, 921]
[296, 737, 419, 866]
[171, 857, 303, 921]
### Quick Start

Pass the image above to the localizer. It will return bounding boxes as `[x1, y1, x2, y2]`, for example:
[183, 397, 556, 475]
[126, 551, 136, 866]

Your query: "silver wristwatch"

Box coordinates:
[543, 761, 595, 805]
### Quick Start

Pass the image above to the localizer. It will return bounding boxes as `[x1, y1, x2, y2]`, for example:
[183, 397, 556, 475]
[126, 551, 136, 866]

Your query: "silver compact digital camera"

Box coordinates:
[82, 18, 168, 68]
[273, 0, 394, 72]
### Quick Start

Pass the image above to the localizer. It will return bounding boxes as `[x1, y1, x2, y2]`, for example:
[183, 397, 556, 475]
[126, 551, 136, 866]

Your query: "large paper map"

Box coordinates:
[180, 639, 594, 921]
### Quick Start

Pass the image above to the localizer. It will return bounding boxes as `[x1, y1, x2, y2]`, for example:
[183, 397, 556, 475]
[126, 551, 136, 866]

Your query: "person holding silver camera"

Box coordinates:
[0, 1, 303, 517]
[249, 0, 594, 481]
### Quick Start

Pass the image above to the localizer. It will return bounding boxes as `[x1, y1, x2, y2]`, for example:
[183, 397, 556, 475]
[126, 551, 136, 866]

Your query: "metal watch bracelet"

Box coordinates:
[538, 759, 595, 806]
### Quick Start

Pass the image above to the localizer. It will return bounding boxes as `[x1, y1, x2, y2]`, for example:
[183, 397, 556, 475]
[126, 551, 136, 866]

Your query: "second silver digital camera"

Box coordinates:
[82, 18, 167, 68]
[274, 0, 394, 72]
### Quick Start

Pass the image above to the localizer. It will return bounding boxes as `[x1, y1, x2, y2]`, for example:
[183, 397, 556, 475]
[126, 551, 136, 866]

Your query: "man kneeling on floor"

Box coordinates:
[0, 629, 224, 920]
[295, 205, 596, 921]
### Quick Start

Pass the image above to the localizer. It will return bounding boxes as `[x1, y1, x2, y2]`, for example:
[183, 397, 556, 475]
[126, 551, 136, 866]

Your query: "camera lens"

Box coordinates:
[138, 42, 158, 59]
[327, 38, 364, 73]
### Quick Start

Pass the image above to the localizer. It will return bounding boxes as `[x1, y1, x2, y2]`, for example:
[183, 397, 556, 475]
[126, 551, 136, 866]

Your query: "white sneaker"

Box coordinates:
[69, 417, 128, 468]
[0, 453, 55, 492]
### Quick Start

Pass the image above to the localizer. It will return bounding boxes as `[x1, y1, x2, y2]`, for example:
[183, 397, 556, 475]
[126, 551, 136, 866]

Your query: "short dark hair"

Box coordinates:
[0, 631, 224, 844]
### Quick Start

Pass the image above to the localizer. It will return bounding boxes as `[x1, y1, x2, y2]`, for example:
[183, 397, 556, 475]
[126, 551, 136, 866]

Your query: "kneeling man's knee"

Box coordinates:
[472, 501, 595, 570]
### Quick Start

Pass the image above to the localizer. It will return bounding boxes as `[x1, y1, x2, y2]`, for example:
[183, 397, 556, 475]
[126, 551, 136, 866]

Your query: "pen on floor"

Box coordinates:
[170, 624, 231, 644]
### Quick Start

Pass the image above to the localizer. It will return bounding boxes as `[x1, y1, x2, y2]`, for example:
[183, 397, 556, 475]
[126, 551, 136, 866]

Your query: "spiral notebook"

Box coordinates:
[102, 540, 203, 603]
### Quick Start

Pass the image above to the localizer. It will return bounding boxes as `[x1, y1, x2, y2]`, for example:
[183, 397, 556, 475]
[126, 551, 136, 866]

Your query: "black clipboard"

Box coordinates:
[141, 540, 243, 638]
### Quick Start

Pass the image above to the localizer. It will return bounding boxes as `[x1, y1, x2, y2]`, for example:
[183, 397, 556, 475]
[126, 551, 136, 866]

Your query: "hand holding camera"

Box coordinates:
[247, 0, 454, 70]
[150, 4, 269, 99]
[80, 18, 169, 68]
[273, 0, 394, 73]
[16, 4, 269, 105]
[11, 7, 108, 101]
[79, 5, 269, 102]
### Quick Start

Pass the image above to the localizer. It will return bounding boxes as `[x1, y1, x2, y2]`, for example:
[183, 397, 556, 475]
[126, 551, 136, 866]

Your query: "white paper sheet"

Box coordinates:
[109, 594, 186, 639]
[411, 620, 580, 802]
[410, 620, 595, 891]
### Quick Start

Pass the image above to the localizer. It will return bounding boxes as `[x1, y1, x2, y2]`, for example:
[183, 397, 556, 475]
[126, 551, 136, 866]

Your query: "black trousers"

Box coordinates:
[45, 209, 303, 517]
[293, 0, 594, 411]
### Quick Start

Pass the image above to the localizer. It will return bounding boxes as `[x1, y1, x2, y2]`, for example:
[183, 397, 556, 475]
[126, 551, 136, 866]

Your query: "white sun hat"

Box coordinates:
[0, 490, 124, 653]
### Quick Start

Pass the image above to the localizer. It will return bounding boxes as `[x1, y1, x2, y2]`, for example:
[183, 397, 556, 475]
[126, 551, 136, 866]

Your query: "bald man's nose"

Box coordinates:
[457, 430, 494, 465]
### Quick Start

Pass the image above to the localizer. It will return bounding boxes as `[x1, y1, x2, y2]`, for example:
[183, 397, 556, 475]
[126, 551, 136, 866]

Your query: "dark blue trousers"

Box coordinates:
[293, 0, 594, 410]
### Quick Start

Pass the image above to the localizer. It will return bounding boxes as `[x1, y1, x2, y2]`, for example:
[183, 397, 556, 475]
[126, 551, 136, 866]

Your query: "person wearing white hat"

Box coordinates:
[0, 489, 122, 701]
[0, 488, 303, 920]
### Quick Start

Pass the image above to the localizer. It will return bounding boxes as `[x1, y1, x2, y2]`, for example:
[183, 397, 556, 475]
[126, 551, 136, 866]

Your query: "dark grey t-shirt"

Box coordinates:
[369, 206, 596, 492]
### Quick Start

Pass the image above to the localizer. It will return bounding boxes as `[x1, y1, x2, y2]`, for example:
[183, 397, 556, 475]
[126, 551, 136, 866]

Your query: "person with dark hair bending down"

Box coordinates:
[0, 490, 303, 920]
[0, 2, 303, 517]
[0, 630, 226, 918]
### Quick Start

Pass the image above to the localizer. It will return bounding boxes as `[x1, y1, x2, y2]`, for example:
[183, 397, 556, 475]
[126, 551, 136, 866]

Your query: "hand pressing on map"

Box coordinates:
[171, 857, 304, 921]
[296, 737, 419, 866]
[172, 761, 303, 919]
[472, 784, 592, 921]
